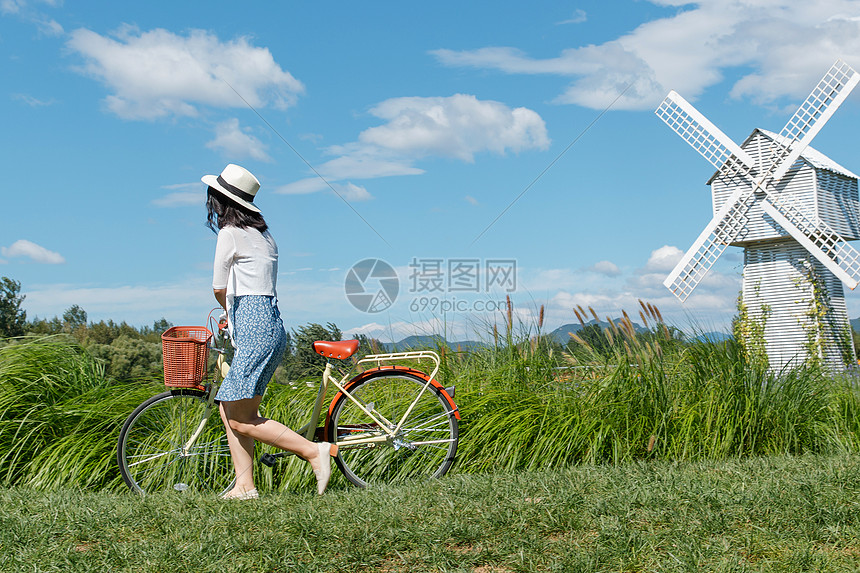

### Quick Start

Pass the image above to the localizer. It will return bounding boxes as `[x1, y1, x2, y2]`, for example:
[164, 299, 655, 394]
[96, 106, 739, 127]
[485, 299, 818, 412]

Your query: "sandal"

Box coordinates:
[220, 487, 259, 501]
[313, 442, 338, 495]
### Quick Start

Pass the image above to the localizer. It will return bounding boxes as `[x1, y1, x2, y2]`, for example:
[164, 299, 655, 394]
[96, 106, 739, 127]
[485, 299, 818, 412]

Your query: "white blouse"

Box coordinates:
[213, 226, 278, 298]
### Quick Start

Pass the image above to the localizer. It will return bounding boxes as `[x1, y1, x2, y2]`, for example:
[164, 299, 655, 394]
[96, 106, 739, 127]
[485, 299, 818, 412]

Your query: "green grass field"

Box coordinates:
[2, 454, 859, 572]
[4, 309, 860, 571]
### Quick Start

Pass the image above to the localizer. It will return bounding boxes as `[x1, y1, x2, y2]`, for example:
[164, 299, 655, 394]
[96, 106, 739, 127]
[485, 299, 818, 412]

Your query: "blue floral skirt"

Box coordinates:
[216, 295, 287, 402]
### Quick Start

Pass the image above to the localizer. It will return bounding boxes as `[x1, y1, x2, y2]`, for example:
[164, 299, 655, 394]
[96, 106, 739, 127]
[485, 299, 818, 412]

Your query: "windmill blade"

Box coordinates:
[768, 60, 859, 184]
[664, 188, 754, 301]
[759, 197, 860, 290]
[656, 90, 756, 172]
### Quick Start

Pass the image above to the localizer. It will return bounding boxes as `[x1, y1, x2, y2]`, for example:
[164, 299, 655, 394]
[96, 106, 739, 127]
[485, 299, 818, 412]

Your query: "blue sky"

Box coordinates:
[4, 0, 860, 342]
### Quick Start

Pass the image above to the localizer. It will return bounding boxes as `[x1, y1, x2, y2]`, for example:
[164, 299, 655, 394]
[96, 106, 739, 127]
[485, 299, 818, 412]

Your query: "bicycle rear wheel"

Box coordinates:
[117, 389, 234, 495]
[327, 371, 458, 487]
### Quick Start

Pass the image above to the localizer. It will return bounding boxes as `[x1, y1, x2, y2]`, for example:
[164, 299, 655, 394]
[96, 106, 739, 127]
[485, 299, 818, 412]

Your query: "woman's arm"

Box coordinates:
[212, 228, 234, 312]
[214, 288, 227, 311]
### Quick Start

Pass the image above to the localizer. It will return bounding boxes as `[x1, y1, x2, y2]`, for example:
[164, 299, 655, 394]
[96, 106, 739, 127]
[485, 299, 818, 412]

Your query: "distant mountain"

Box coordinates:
[694, 332, 733, 342]
[547, 319, 648, 345]
[375, 335, 488, 352]
[357, 317, 738, 352]
[387, 334, 447, 350]
[851, 318, 860, 332]
[373, 320, 649, 351]
[548, 320, 732, 344]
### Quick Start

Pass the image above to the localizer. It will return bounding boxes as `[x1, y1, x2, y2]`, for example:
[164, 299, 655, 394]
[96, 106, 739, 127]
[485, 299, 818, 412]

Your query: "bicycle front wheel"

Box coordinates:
[117, 389, 234, 495]
[327, 371, 458, 487]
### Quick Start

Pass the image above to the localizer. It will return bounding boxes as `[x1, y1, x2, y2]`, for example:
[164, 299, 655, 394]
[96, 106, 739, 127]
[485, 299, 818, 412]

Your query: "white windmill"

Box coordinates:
[655, 60, 860, 370]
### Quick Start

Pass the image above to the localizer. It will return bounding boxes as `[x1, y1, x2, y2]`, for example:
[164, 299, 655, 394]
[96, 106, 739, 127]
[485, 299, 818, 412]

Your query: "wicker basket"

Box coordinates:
[161, 326, 213, 388]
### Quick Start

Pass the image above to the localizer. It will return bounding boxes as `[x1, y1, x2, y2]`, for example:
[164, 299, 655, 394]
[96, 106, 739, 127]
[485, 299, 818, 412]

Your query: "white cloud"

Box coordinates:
[360, 94, 550, 162]
[643, 245, 684, 273]
[34, 15, 62, 36]
[153, 191, 200, 207]
[546, 276, 737, 332]
[276, 177, 329, 195]
[2, 0, 62, 36]
[514, 243, 740, 334]
[66, 26, 304, 120]
[589, 260, 621, 276]
[625, 244, 740, 321]
[12, 93, 55, 107]
[344, 317, 481, 343]
[22, 280, 210, 326]
[1, 239, 65, 264]
[432, 0, 860, 110]
[550, 290, 633, 315]
[345, 321, 389, 337]
[0, 0, 24, 14]
[5, 0, 61, 8]
[431, 45, 663, 110]
[465, 195, 479, 205]
[337, 182, 372, 202]
[153, 183, 202, 207]
[344, 320, 424, 342]
[275, 177, 380, 200]
[526, 268, 581, 291]
[279, 94, 548, 194]
[313, 151, 425, 180]
[557, 9, 587, 25]
[206, 118, 271, 162]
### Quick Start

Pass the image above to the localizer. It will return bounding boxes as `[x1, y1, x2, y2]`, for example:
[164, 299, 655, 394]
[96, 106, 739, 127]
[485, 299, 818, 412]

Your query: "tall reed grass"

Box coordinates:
[452, 302, 860, 472]
[2, 300, 860, 492]
[0, 336, 158, 489]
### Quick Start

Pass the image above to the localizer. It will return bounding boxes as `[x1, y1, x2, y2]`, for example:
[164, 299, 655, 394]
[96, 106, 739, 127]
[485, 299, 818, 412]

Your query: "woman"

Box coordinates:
[203, 163, 337, 499]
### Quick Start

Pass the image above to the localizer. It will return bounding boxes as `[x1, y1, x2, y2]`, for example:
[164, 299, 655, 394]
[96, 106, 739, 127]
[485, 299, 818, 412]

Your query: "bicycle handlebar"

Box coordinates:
[206, 308, 231, 353]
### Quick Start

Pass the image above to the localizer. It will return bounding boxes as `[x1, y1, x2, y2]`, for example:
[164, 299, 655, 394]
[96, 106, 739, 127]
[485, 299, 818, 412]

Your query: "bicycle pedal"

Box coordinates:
[259, 453, 279, 467]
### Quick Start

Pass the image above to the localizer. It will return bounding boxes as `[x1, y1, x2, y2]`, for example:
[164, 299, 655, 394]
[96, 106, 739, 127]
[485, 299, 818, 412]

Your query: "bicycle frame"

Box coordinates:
[179, 349, 227, 456]
[297, 350, 441, 447]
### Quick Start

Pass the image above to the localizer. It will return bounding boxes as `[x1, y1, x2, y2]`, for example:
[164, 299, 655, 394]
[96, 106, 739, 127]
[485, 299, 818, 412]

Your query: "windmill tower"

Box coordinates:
[655, 60, 860, 370]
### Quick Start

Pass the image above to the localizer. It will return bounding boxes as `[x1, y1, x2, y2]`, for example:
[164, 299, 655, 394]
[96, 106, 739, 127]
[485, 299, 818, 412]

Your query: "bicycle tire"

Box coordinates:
[326, 370, 458, 487]
[117, 389, 234, 495]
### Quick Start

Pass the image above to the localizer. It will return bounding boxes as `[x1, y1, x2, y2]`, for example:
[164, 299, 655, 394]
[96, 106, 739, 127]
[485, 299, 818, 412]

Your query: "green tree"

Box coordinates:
[0, 277, 27, 338]
[283, 322, 342, 381]
[354, 332, 383, 355]
[87, 319, 139, 345]
[62, 305, 88, 342]
[151, 317, 172, 334]
[87, 335, 163, 380]
[567, 323, 613, 356]
[139, 318, 174, 344]
[62, 305, 88, 332]
[28, 316, 63, 335]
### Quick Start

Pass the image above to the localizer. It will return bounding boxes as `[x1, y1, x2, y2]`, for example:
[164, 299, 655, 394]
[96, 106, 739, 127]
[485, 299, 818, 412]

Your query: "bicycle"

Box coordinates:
[116, 313, 460, 495]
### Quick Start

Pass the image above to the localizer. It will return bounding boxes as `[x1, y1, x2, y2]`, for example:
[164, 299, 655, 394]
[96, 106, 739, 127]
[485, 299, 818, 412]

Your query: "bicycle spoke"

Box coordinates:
[329, 372, 458, 487]
[118, 391, 234, 495]
[400, 410, 453, 432]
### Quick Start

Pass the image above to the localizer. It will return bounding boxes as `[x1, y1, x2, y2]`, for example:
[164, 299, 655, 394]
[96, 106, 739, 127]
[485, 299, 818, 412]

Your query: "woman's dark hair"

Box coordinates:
[206, 188, 268, 234]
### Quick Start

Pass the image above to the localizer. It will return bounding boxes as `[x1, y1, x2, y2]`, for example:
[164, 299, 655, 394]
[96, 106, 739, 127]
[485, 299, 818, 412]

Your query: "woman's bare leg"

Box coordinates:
[221, 395, 323, 470]
[219, 402, 257, 495]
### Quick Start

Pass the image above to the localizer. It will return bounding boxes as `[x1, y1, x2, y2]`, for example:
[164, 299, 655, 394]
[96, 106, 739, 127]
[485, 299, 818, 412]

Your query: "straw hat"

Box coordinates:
[202, 164, 261, 213]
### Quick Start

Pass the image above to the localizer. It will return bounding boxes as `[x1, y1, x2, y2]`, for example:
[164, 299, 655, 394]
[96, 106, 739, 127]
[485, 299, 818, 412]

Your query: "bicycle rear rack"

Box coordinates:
[358, 350, 440, 381]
